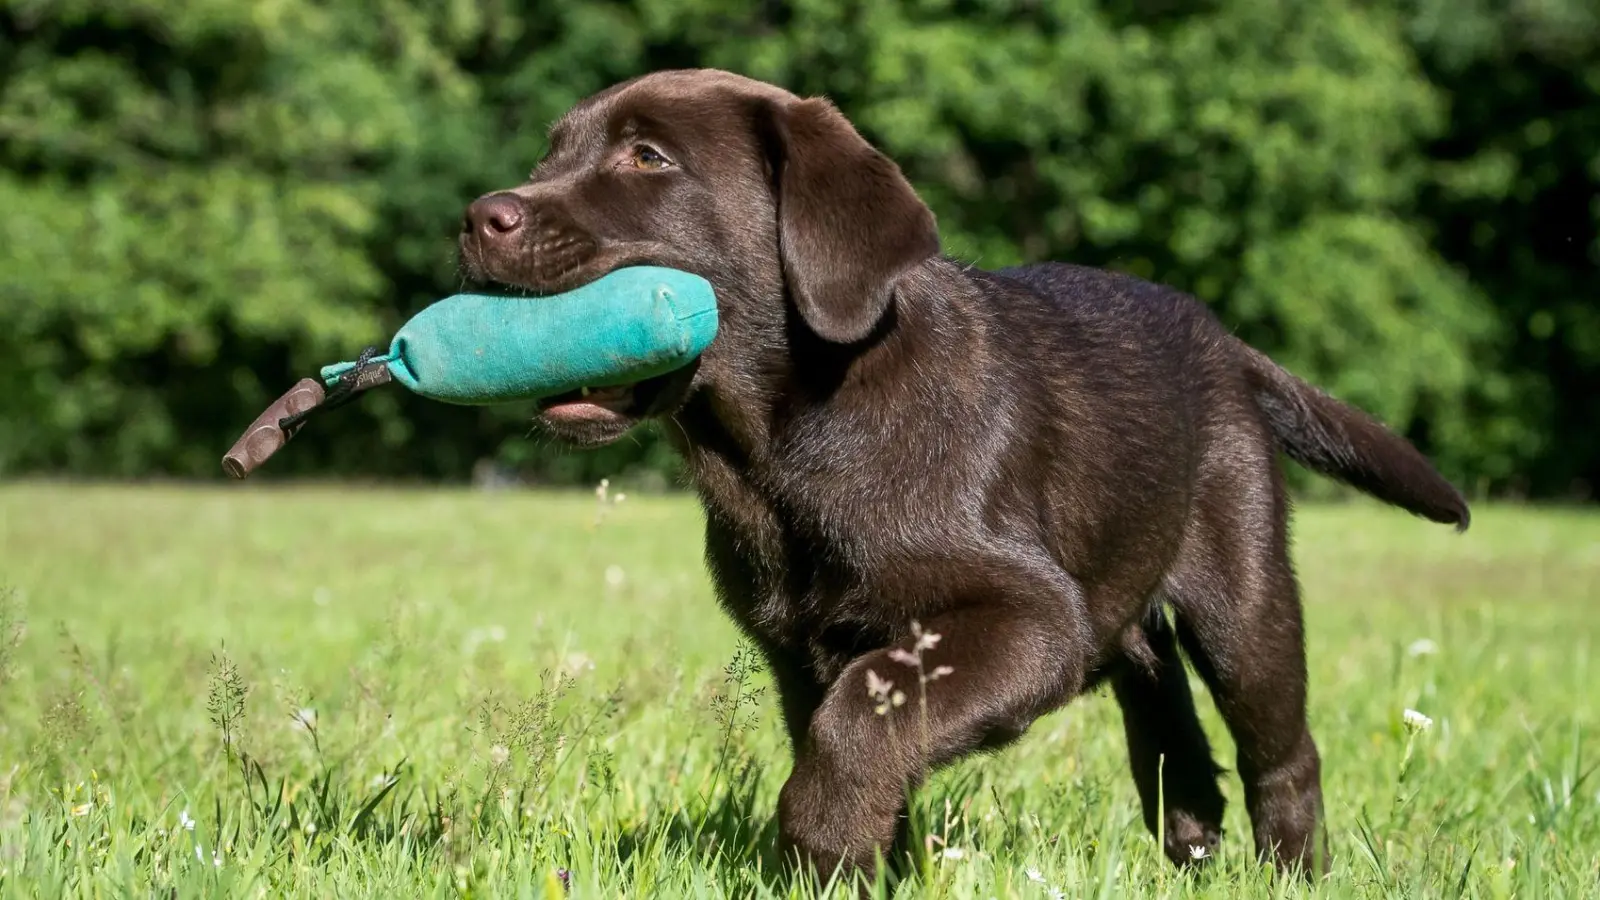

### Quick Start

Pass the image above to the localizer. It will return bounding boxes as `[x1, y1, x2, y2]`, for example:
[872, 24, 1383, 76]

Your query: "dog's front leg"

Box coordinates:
[776, 574, 1086, 884]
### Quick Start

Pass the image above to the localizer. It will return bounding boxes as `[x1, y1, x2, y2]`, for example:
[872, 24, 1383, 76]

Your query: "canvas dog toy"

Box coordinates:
[221, 266, 717, 478]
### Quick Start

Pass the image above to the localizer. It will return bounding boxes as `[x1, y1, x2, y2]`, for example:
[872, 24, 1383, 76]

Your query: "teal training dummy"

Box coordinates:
[222, 265, 717, 478]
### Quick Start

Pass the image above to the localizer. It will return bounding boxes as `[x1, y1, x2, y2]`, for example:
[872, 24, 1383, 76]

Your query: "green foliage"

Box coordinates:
[1401, 0, 1600, 496]
[0, 0, 1594, 494]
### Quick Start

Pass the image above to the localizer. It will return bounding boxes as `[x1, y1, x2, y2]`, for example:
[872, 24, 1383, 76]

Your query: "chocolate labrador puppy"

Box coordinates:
[457, 69, 1469, 882]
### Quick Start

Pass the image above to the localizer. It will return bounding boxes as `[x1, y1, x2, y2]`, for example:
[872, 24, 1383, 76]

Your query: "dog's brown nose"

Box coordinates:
[464, 193, 524, 242]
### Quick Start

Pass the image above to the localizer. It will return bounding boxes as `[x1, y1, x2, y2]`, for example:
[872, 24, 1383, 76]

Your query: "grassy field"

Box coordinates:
[0, 483, 1596, 898]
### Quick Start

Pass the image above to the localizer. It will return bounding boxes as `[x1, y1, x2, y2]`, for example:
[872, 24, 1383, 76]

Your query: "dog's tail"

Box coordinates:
[1236, 343, 1470, 531]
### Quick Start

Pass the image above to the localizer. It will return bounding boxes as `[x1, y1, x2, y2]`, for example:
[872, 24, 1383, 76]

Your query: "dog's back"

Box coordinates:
[991, 260, 1469, 531]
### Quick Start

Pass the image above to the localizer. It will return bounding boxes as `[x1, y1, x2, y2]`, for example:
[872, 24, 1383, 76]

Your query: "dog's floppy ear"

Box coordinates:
[760, 97, 939, 344]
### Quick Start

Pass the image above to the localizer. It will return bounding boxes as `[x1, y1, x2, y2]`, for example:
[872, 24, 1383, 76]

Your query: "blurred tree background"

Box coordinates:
[1, 0, 1594, 497]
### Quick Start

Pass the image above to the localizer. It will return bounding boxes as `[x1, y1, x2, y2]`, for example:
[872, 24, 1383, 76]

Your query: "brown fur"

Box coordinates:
[458, 68, 1470, 885]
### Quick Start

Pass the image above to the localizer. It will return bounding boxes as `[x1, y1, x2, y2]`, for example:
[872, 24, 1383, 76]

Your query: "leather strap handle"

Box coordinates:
[221, 378, 326, 479]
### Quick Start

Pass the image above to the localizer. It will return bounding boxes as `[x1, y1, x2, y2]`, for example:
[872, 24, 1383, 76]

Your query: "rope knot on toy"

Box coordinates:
[278, 346, 393, 433]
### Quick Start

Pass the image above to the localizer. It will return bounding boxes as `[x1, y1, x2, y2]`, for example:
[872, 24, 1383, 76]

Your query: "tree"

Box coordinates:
[1, 0, 1588, 496]
[1403, 0, 1600, 497]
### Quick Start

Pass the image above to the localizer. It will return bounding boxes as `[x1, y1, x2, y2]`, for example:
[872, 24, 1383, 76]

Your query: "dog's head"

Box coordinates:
[458, 69, 939, 447]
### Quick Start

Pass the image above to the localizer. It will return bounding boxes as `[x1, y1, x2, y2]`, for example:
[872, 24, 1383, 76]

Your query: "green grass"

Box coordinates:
[0, 483, 1596, 898]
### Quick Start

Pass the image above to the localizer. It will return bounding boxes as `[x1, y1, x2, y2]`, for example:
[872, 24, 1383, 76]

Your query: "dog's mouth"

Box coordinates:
[538, 383, 639, 423]
[536, 367, 689, 426]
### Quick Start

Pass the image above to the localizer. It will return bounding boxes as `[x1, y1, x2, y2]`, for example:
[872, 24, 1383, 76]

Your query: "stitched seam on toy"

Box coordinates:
[658, 287, 681, 321]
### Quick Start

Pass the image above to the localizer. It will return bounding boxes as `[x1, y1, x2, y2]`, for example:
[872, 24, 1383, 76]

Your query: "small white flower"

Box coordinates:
[303, 822, 316, 835]
[865, 669, 905, 715]
[369, 773, 398, 790]
[195, 845, 204, 861]
[1407, 638, 1439, 657]
[179, 809, 195, 832]
[212, 850, 222, 867]
[70, 802, 92, 817]
[1189, 844, 1209, 860]
[866, 669, 894, 698]
[490, 744, 511, 767]
[1024, 864, 1066, 899]
[1403, 708, 1434, 732]
[941, 846, 966, 859]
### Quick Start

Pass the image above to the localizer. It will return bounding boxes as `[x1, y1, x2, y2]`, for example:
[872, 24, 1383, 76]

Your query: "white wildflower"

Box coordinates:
[1189, 844, 1209, 860]
[1407, 638, 1439, 657]
[179, 809, 195, 832]
[1403, 708, 1434, 732]
[490, 744, 511, 767]
[1023, 866, 1066, 900]
[304, 822, 316, 835]
[866, 669, 893, 698]
[865, 669, 905, 715]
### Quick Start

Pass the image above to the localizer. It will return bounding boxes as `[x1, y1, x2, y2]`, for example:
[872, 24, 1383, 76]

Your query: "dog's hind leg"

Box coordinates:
[1110, 603, 1228, 868]
[1164, 425, 1328, 877]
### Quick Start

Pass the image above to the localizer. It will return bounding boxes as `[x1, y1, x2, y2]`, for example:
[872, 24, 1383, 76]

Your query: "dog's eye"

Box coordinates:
[629, 145, 672, 170]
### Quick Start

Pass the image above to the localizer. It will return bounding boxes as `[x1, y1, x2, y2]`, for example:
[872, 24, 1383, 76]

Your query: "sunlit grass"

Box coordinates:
[0, 483, 1596, 897]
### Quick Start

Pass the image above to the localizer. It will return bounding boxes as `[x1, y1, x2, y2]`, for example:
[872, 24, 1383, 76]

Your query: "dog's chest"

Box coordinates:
[699, 485, 850, 641]
[695, 466, 983, 683]
[684, 386, 1013, 677]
